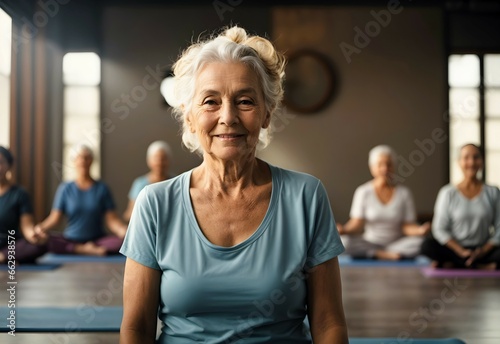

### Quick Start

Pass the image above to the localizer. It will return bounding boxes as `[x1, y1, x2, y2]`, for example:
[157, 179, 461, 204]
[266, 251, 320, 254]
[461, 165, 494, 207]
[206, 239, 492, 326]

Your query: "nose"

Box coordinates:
[219, 102, 239, 126]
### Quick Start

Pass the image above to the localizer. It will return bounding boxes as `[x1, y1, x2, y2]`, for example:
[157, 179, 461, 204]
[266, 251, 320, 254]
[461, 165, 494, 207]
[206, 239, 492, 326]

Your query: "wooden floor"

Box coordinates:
[1, 261, 499, 343]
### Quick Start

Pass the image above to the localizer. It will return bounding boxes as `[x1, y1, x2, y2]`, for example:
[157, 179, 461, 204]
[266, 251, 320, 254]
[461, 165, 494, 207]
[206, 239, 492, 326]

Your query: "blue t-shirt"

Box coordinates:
[0, 186, 33, 247]
[120, 164, 344, 343]
[53, 181, 116, 242]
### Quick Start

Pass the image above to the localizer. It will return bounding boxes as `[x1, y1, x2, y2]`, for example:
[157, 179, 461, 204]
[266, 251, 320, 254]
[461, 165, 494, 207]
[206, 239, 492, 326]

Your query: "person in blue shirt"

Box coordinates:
[123, 140, 174, 222]
[0, 146, 47, 263]
[35, 144, 127, 256]
[120, 26, 348, 343]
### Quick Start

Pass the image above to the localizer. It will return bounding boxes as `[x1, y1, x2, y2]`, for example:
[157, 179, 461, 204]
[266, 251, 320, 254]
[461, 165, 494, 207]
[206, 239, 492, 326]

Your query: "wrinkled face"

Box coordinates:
[459, 145, 482, 178]
[0, 154, 11, 179]
[370, 154, 395, 181]
[187, 62, 270, 161]
[73, 150, 93, 172]
[147, 150, 169, 174]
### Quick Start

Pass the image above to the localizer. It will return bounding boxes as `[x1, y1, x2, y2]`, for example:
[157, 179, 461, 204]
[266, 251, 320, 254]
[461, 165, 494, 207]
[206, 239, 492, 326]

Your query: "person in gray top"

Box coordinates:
[421, 144, 500, 269]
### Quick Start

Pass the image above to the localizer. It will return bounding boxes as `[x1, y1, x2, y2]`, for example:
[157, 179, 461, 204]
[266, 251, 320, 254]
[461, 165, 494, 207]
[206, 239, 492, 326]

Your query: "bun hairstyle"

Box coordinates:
[171, 26, 286, 154]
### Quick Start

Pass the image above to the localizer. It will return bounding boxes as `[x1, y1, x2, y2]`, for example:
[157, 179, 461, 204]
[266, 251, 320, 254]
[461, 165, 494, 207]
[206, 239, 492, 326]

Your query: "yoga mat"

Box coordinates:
[338, 255, 431, 267]
[0, 306, 122, 332]
[0, 263, 61, 271]
[350, 339, 465, 344]
[37, 253, 126, 264]
[421, 266, 500, 278]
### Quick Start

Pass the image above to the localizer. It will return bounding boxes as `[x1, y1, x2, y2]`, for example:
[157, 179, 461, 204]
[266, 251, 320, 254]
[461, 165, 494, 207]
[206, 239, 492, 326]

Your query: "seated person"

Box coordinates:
[35, 144, 127, 256]
[0, 146, 48, 263]
[421, 144, 500, 270]
[123, 140, 173, 222]
[337, 145, 430, 260]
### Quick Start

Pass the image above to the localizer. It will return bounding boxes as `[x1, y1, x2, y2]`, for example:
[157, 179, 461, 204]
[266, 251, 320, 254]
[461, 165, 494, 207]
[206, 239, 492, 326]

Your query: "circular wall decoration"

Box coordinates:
[283, 50, 337, 114]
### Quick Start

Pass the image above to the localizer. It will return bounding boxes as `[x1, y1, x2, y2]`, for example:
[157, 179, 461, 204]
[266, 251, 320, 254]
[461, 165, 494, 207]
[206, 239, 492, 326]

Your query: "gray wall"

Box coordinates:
[101, 5, 446, 222]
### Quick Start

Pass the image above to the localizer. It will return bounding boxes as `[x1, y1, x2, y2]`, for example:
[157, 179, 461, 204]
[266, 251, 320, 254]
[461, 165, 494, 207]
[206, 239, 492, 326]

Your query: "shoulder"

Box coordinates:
[56, 181, 74, 192]
[133, 174, 149, 184]
[270, 165, 322, 194]
[396, 184, 413, 197]
[94, 180, 112, 192]
[438, 184, 456, 196]
[483, 184, 500, 199]
[354, 181, 373, 196]
[139, 170, 189, 202]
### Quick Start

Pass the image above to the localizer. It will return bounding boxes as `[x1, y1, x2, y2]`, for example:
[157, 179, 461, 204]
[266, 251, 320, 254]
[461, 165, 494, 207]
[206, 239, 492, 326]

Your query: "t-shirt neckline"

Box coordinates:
[182, 164, 279, 252]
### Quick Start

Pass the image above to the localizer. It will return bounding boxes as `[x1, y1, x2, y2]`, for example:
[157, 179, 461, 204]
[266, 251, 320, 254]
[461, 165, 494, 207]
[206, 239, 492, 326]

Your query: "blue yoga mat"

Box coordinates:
[338, 255, 431, 267]
[350, 339, 465, 344]
[0, 263, 61, 271]
[37, 253, 126, 264]
[0, 306, 122, 332]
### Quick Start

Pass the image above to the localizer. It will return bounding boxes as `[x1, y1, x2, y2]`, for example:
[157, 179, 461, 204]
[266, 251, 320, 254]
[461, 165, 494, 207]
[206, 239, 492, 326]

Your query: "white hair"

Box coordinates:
[368, 145, 397, 167]
[171, 26, 286, 155]
[70, 143, 94, 161]
[146, 140, 172, 160]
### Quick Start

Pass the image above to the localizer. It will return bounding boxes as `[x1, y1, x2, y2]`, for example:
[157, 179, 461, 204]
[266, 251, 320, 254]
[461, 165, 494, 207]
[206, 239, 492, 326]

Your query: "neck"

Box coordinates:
[373, 177, 393, 188]
[460, 176, 481, 188]
[75, 172, 92, 184]
[195, 155, 264, 195]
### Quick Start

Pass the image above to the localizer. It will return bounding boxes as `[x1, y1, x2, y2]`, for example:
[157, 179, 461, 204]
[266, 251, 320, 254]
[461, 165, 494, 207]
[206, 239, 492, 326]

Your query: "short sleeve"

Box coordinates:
[402, 187, 417, 223]
[306, 181, 345, 267]
[431, 187, 453, 245]
[349, 185, 366, 219]
[18, 188, 33, 215]
[100, 183, 116, 211]
[120, 187, 161, 270]
[52, 183, 67, 212]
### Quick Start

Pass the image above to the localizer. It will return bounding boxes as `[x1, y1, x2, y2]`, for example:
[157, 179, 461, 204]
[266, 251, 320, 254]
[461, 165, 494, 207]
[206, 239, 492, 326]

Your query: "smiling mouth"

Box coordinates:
[216, 134, 244, 139]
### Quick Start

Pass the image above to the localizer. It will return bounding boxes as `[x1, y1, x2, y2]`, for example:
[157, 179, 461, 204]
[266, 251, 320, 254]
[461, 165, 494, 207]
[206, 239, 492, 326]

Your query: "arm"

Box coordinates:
[337, 218, 364, 235]
[123, 199, 136, 222]
[105, 211, 128, 239]
[35, 209, 64, 234]
[403, 222, 431, 236]
[307, 257, 348, 344]
[120, 258, 161, 344]
[20, 214, 47, 245]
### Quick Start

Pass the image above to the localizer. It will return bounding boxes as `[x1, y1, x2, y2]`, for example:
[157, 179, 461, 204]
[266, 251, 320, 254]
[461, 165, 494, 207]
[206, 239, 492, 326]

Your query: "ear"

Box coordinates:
[262, 112, 271, 129]
[185, 114, 196, 133]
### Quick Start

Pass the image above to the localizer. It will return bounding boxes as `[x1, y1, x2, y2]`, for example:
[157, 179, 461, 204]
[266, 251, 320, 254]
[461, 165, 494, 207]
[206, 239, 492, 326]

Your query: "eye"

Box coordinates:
[237, 98, 255, 107]
[203, 99, 218, 106]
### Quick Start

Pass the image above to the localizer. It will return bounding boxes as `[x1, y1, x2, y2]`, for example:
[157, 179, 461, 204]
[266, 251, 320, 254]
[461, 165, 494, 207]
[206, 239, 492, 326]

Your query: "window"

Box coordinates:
[62, 52, 101, 181]
[0, 7, 12, 147]
[448, 53, 500, 187]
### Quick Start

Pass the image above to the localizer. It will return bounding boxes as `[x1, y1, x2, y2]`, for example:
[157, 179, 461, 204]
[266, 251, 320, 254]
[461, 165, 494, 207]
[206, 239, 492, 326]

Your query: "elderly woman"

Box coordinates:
[0, 147, 47, 263]
[421, 144, 500, 269]
[123, 140, 173, 222]
[35, 144, 127, 256]
[120, 26, 348, 343]
[337, 145, 430, 260]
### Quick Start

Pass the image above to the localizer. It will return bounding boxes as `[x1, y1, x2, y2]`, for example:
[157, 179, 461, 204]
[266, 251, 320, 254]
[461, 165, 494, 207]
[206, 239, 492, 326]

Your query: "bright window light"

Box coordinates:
[0, 7, 12, 147]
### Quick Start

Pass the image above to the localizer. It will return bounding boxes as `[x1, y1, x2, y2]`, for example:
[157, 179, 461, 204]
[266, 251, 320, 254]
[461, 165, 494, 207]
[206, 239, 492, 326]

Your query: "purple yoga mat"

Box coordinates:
[421, 266, 500, 278]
